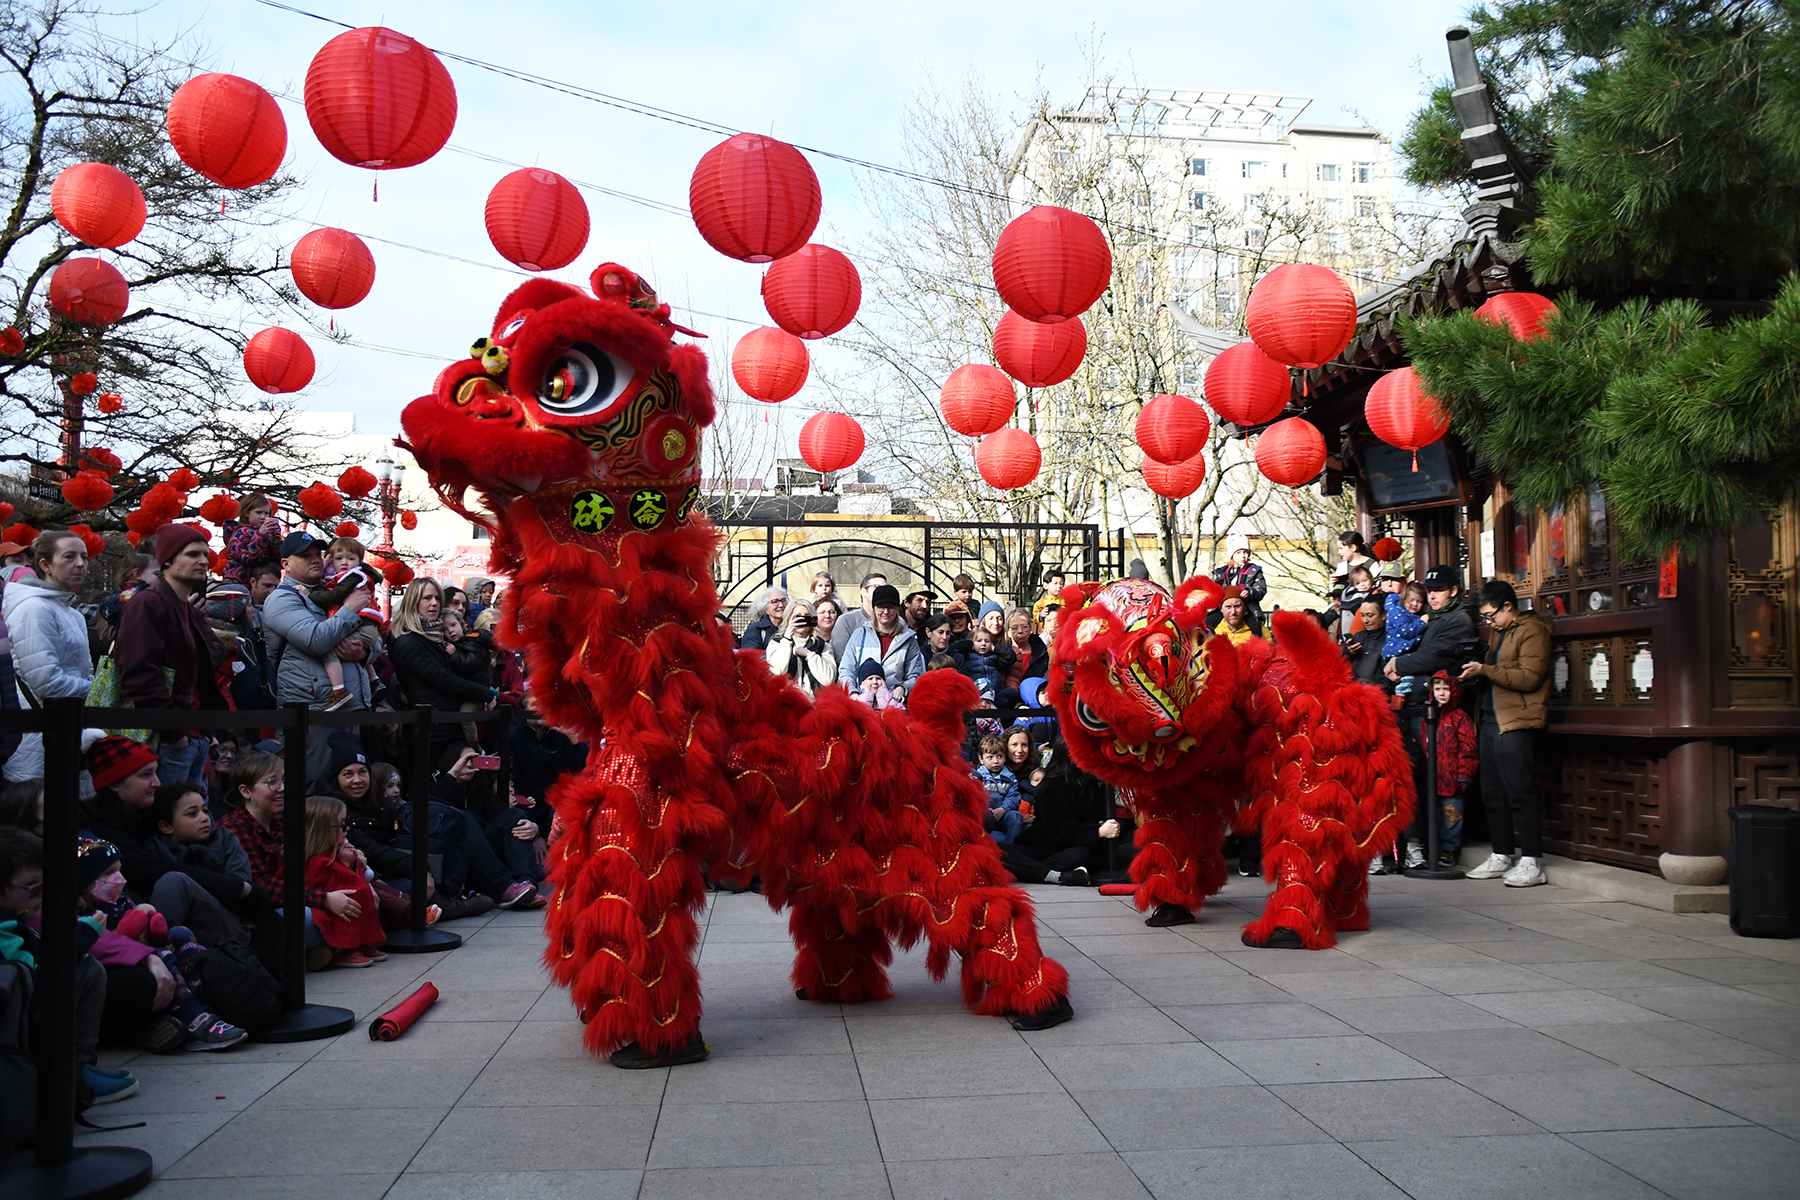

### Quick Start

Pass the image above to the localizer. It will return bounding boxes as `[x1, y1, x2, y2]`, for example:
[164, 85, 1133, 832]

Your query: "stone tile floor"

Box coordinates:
[87, 871, 1800, 1199]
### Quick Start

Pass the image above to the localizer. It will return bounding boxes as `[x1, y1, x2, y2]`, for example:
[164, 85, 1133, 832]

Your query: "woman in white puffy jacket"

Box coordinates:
[763, 599, 835, 699]
[4, 532, 95, 781]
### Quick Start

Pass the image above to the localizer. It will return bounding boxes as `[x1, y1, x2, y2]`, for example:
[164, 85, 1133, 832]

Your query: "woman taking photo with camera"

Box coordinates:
[764, 599, 836, 699]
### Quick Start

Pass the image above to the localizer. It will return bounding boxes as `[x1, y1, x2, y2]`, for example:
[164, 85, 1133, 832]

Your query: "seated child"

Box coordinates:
[973, 734, 1023, 845]
[1384, 580, 1429, 697]
[303, 796, 388, 968]
[960, 627, 1001, 704]
[150, 781, 268, 944]
[310, 537, 387, 712]
[76, 835, 248, 1052]
[851, 658, 898, 711]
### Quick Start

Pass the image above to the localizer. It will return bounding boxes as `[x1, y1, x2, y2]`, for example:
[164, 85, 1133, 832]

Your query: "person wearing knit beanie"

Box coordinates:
[154, 522, 208, 569]
[86, 736, 159, 795]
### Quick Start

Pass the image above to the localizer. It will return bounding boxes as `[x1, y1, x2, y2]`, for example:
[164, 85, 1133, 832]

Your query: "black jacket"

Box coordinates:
[996, 635, 1049, 689]
[740, 616, 779, 653]
[1392, 600, 1477, 706]
[82, 793, 246, 909]
[335, 789, 412, 879]
[390, 631, 495, 711]
[1017, 767, 1109, 852]
[1343, 627, 1389, 688]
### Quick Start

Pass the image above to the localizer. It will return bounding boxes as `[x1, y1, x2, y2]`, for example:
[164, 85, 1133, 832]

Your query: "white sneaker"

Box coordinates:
[1404, 842, 1426, 870]
[1367, 854, 1387, 876]
[1504, 857, 1547, 888]
[1466, 853, 1515, 880]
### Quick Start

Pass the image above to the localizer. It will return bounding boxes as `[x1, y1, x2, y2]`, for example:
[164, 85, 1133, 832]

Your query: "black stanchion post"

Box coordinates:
[384, 705, 459, 953]
[1405, 691, 1464, 880]
[255, 704, 355, 1042]
[0, 696, 152, 1198]
[496, 705, 513, 803]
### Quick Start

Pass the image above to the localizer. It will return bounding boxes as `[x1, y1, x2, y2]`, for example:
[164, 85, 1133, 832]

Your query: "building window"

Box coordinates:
[1318, 164, 1340, 182]
[1352, 162, 1374, 183]
[1244, 228, 1266, 249]
[1322, 197, 1342, 218]
[1188, 157, 1208, 177]
[1189, 191, 1208, 211]
[471, 524, 490, 541]
[1242, 160, 1269, 180]
[1354, 196, 1378, 218]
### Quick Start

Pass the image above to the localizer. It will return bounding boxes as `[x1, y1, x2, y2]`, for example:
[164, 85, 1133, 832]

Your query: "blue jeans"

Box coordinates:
[158, 735, 209, 796]
[987, 809, 1023, 845]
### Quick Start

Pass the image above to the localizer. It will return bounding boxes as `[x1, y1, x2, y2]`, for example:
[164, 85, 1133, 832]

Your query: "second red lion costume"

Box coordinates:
[400, 263, 1071, 1067]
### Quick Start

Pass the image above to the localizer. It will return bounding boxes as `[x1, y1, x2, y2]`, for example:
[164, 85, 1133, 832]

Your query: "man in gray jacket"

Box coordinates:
[263, 531, 372, 783]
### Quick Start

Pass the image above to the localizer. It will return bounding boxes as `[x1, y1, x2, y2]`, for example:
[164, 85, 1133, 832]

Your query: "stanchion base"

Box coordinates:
[0, 1146, 153, 1200]
[254, 1002, 355, 1043]
[1404, 866, 1468, 880]
[382, 927, 462, 954]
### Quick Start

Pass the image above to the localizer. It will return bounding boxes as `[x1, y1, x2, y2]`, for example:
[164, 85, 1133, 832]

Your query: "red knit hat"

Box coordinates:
[87, 735, 157, 791]
[154, 522, 208, 568]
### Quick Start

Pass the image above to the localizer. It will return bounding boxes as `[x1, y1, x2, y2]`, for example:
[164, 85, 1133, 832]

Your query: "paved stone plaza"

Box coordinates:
[89, 872, 1800, 1199]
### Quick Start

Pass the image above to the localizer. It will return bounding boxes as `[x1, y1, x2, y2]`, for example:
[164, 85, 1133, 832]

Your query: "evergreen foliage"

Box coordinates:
[1406, 277, 1800, 557]
[1398, 1, 1800, 555]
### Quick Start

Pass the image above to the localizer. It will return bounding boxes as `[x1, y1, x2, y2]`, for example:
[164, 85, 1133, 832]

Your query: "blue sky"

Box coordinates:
[122, 0, 1469, 441]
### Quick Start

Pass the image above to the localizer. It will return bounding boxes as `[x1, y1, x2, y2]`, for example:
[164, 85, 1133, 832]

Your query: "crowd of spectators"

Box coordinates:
[0, 506, 570, 1126]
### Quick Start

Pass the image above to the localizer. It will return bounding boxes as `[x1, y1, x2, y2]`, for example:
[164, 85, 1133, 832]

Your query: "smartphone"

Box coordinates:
[469, 754, 501, 771]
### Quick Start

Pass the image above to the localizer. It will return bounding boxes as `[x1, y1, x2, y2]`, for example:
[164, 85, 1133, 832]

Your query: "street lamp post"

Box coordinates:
[372, 453, 406, 621]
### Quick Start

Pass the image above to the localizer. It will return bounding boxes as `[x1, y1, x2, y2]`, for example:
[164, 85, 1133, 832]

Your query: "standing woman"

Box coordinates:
[5, 530, 95, 781]
[996, 608, 1048, 708]
[813, 596, 842, 648]
[1338, 530, 1376, 573]
[222, 494, 282, 587]
[739, 586, 788, 653]
[765, 599, 836, 697]
[388, 578, 498, 764]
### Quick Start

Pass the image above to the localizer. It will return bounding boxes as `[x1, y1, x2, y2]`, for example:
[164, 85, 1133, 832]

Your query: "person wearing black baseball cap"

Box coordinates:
[262, 528, 377, 784]
[836, 582, 924, 702]
[1384, 563, 1476, 869]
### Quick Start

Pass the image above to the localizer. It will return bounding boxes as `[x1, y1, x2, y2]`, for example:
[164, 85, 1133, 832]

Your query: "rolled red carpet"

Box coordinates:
[369, 982, 439, 1041]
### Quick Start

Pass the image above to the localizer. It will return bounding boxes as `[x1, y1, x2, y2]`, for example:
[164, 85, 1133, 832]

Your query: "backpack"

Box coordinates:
[194, 943, 284, 1033]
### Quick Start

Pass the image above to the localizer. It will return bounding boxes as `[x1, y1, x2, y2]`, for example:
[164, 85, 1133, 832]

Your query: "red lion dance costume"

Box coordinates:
[1044, 578, 1415, 949]
[400, 264, 1071, 1067]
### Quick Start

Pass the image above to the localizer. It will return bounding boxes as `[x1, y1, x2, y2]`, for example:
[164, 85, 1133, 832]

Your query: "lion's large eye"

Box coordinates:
[1076, 699, 1109, 733]
[537, 342, 635, 416]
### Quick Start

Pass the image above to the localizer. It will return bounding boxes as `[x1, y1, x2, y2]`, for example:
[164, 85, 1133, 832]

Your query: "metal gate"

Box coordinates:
[712, 518, 1121, 619]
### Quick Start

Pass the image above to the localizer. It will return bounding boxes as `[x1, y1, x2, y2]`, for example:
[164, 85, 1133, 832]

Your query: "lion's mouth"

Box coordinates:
[1105, 735, 1197, 769]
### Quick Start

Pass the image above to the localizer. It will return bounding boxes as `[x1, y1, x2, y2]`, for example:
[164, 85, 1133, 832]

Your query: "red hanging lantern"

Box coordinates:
[1364, 366, 1450, 470]
[797, 411, 864, 474]
[484, 168, 589, 271]
[167, 73, 288, 189]
[399, 509, 418, 531]
[1245, 263, 1358, 369]
[337, 465, 378, 498]
[69, 373, 98, 396]
[388, 559, 415, 588]
[48, 258, 129, 328]
[1204, 341, 1291, 427]
[0, 327, 22, 356]
[50, 163, 146, 249]
[1372, 536, 1404, 562]
[291, 228, 376, 309]
[940, 364, 1016, 436]
[1254, 417, 1327, 488]
[298, 482, 344, 521]
[125, 531, 141, 548]
[208, 548, 227, 574]
[303, 27, 457, 172]
[761, 245, 860, 340]
[1475, 292, 1557, 342]
[68, 525, 106, 560]
[335, 520, 360, 538]
[243, 327, 315, 394]
[141, 482, 187, 521]
[730, 326, 810, 402]
[82, 447, 122, 475]
[60, 471, 114, 511]
[167, 468, 200, 491]
[1135, 393, 1210, 465]
[976, 428, 1042, 490]
[991, 206, 1112, 325]
[96, 392, 123, 414]
[199, 493, 240, 524]
[0, 502, 14, 524]
[1141, 451, 1207, 500]
[3, 523, 39, 546]
[992, 310, 1086, 388]
[688, 133, 821, 264]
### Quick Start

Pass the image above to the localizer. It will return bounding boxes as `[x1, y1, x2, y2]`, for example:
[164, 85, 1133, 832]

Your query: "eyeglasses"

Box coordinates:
[1478, 609, 1498, 625]
[4, 879, 42, 899]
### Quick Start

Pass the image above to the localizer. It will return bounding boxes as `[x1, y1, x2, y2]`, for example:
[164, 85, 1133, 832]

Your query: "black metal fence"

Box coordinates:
[0, 699, 513, 1198]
